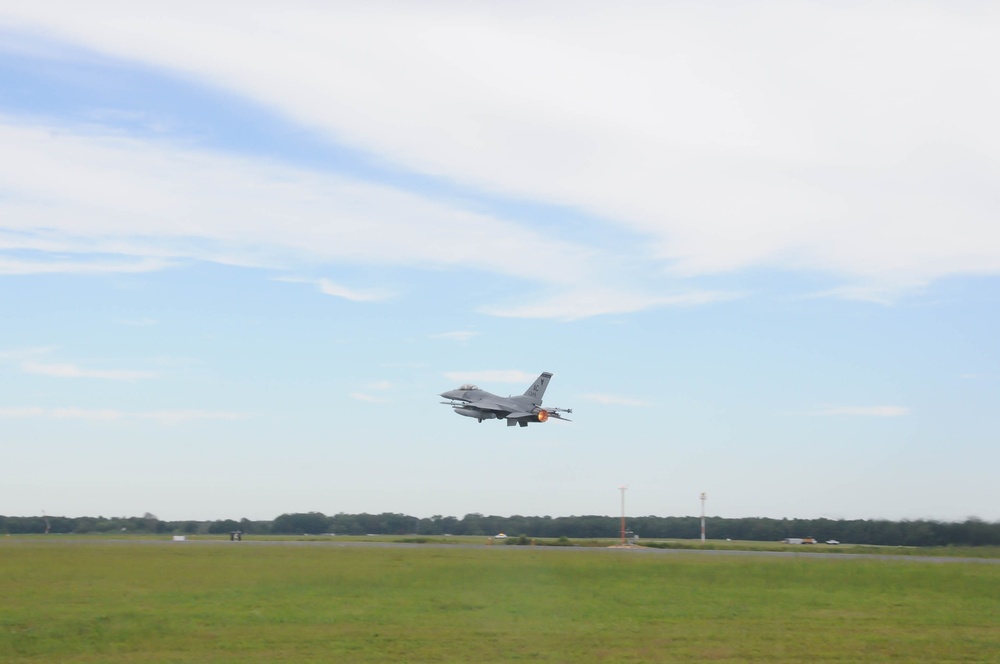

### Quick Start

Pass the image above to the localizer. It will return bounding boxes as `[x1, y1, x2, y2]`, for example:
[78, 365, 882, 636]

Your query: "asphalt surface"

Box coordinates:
[5, 536, 999, 564]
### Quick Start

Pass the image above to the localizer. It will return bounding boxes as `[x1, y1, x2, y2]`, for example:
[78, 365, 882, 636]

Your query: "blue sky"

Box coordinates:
[2, 3, 998, 523]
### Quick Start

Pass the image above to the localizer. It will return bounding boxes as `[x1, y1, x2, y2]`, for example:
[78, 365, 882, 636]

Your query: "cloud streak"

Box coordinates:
[0, 256, 172, 276]
[276, 276, 392, 303]
[1, 348, 156, 381]
[480, 288, 737, 321]
[1, 3, 999, 315]
[0, 118, 594, 282]
[21, 361, 156, 381]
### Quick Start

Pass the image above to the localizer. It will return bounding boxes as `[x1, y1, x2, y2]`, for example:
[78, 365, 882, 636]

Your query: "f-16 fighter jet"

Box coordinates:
[440, 372, 572, 427]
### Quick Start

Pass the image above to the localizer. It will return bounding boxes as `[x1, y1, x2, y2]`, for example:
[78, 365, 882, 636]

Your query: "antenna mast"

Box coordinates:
[619, 485, 627, 545]
[700, 492, 707, 543]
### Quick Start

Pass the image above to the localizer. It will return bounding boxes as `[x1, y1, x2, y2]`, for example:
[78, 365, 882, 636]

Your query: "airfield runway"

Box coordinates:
[7, 537, 998, 565]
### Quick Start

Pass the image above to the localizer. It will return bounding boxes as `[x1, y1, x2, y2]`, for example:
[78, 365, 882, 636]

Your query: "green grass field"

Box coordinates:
[2, 539, 999, 662]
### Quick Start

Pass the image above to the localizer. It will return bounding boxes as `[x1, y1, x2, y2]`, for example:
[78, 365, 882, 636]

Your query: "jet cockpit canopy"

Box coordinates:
[459, 384, 478, 390]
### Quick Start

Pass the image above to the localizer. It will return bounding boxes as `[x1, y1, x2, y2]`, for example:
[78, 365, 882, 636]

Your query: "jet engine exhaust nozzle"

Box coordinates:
[537, 409, 549, 422]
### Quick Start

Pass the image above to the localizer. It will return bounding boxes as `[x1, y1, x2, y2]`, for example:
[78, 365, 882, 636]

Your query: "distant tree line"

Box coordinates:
[3, 512, 999, 546]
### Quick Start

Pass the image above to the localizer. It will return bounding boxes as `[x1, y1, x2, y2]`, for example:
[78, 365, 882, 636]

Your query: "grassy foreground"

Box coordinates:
[2, 540, 999, 662]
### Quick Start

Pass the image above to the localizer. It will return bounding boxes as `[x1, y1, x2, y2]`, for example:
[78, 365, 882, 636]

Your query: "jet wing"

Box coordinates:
[461, 399, 515, 413]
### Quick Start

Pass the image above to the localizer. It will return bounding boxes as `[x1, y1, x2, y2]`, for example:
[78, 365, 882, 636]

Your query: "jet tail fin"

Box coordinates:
[522, 372, 552, 403]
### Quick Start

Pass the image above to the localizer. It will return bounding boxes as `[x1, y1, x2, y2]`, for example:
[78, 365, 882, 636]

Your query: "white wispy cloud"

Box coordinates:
[810, 406, 911, 417]
[805, 284, 923, 306]
[480, 288, 737, 321]
[50, 407, 125, 421]
[581, 393, 651, 407]
[21, 361, 157, 381]
[275, 276, 392, 303]
[316, 279, 390, 302]
[1, 348, 156, 381]
[0, 346, 57, 361]
[0, 256, 171, 276]
[1, 3, 998, 314]
[0, 406, 45, 418]
[0, 118, 593, 285]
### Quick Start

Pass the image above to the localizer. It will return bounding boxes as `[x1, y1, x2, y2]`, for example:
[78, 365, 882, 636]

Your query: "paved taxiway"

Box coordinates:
[6, 537, 998, 565]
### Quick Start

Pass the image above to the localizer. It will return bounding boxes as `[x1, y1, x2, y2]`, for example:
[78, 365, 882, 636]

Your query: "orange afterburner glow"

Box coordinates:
[537, 409, 549, 422]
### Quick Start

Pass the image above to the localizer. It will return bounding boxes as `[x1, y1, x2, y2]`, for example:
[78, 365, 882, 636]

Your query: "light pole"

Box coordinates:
[619, 485, 627, 545]
[700, 492, 707, 543]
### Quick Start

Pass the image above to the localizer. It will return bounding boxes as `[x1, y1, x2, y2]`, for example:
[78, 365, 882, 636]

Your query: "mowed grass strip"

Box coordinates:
[1, 540, 998, 663]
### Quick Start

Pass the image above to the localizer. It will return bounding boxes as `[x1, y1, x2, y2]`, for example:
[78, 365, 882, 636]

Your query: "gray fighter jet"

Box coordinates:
[439, 371, 572, 427]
